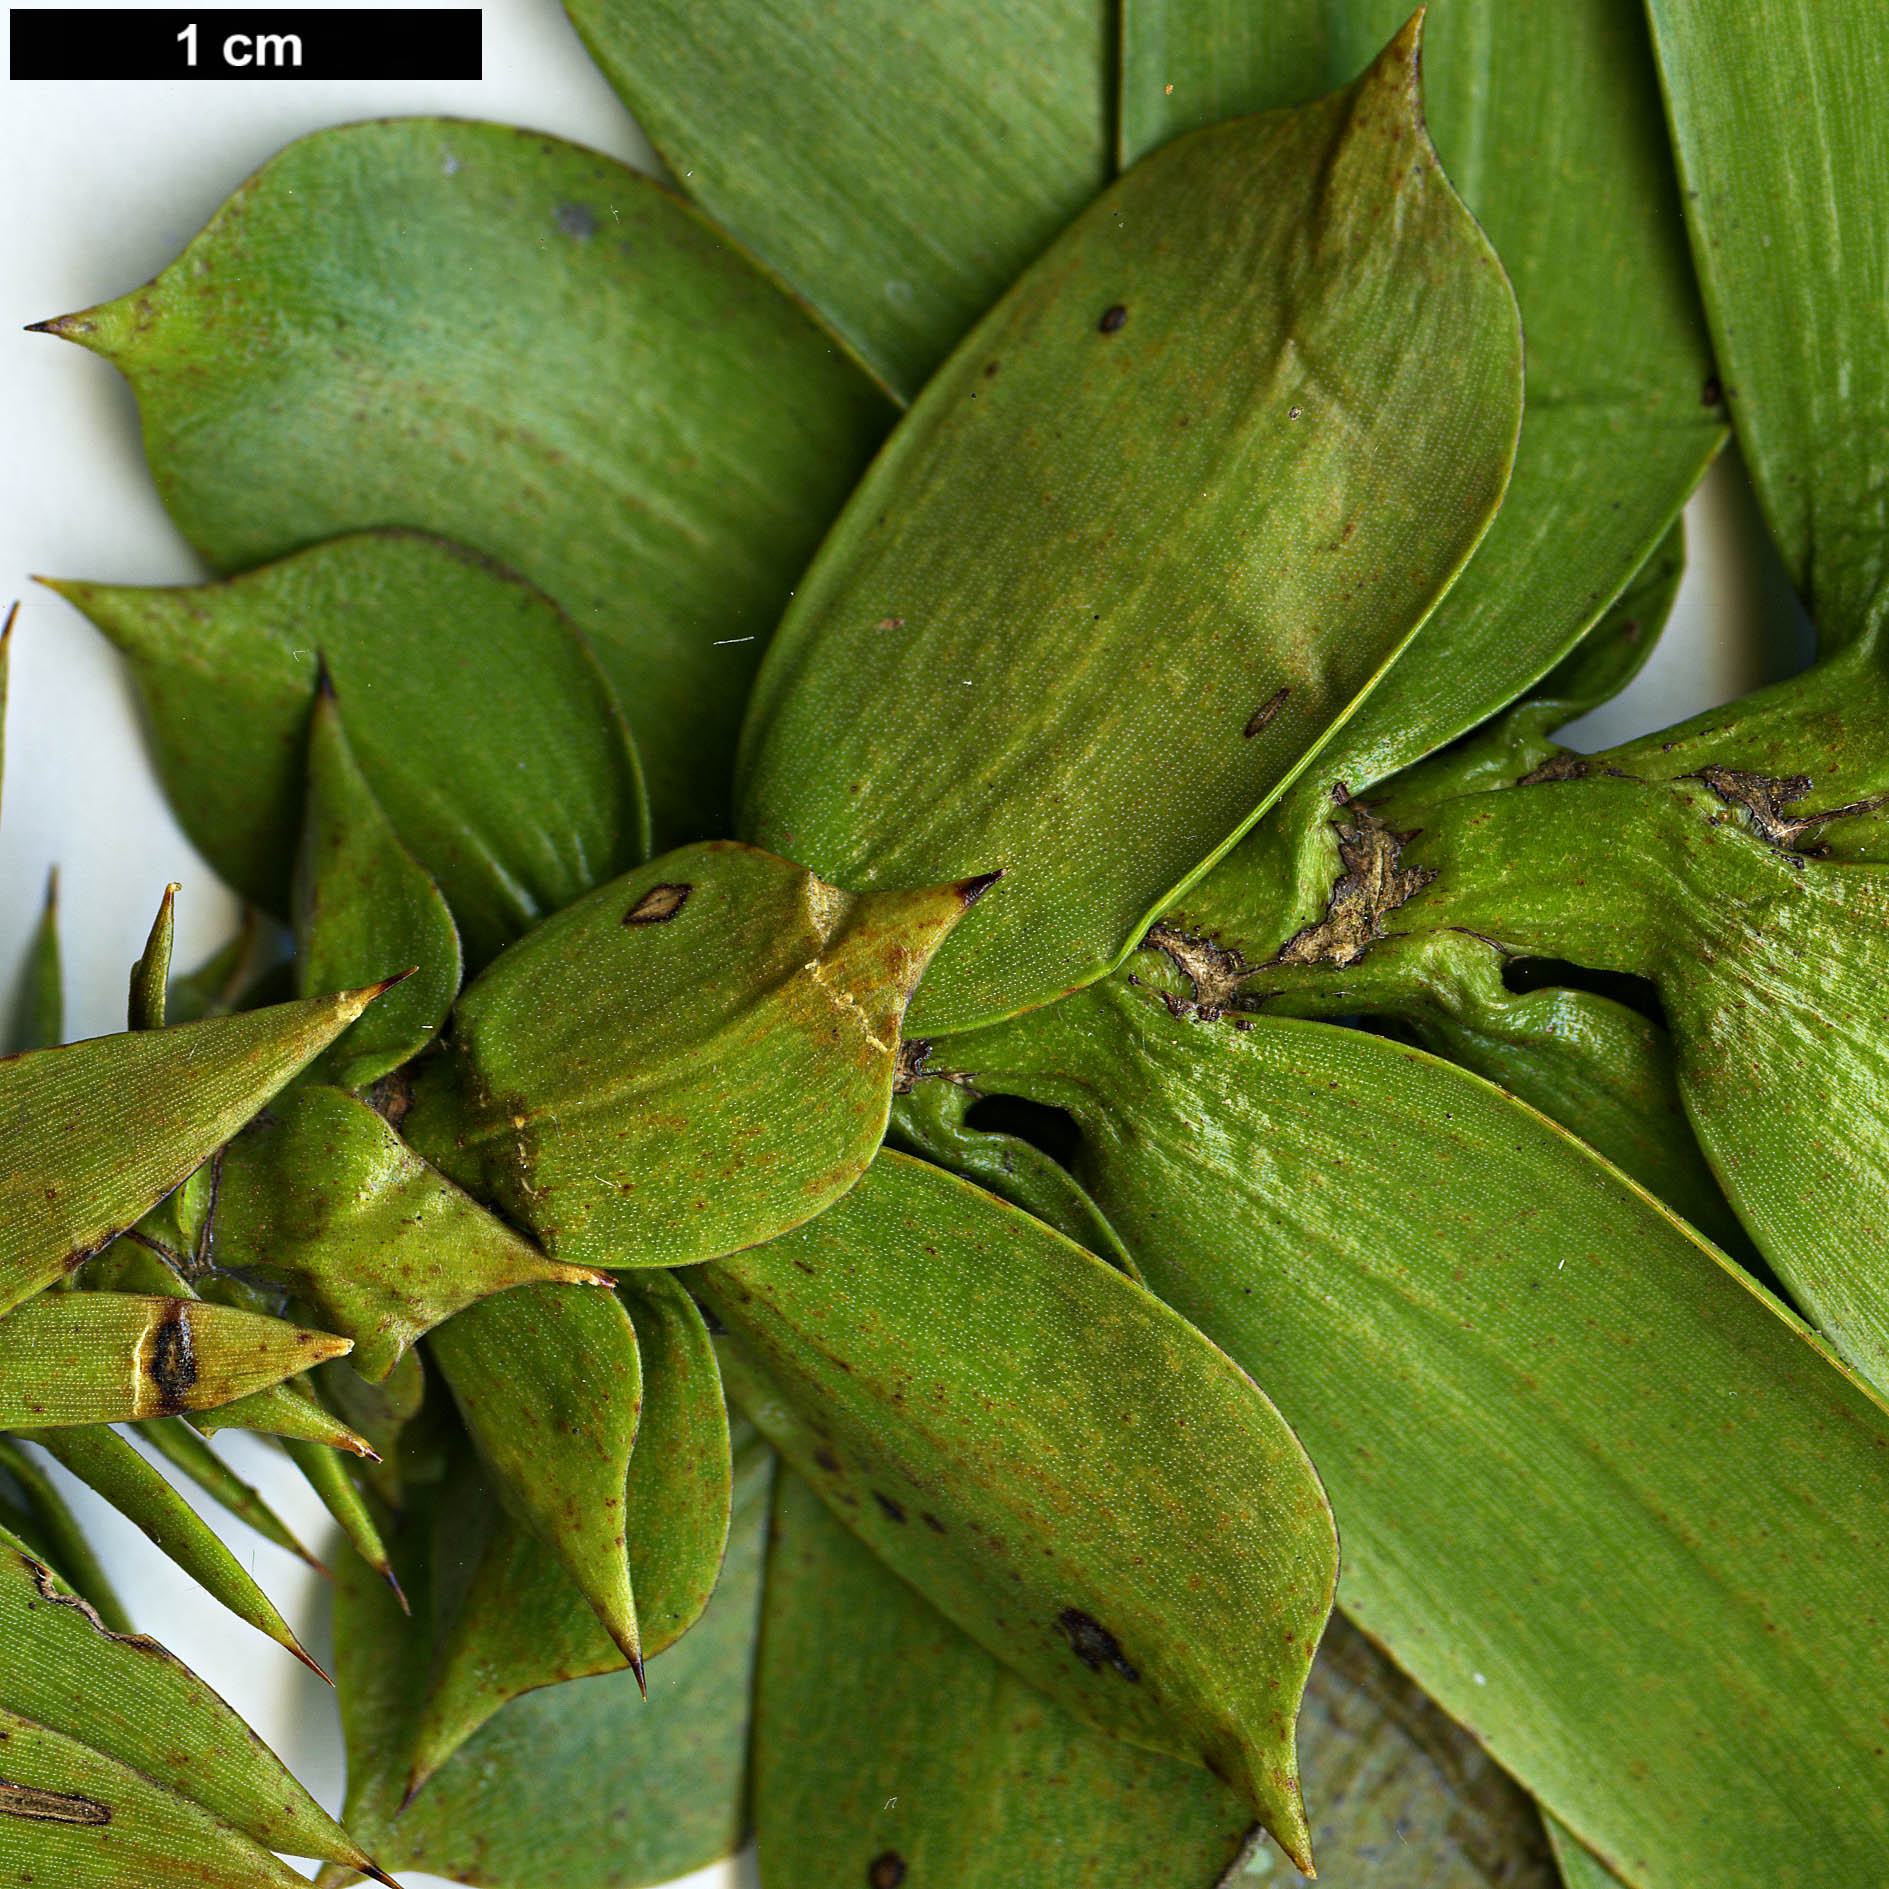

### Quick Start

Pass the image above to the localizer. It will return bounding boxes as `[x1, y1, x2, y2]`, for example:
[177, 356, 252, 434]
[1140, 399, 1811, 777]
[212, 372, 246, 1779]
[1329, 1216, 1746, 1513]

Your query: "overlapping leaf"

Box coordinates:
[38, 123, 895, 839]
[697, 1150, 1338, 1870]
[737, 20, 1523, 1034]
[565, 0, 1113, 397]
[931, 975, 1889, 1883]
[52, 533, 644, 962]
[406, 842, 993, 1270]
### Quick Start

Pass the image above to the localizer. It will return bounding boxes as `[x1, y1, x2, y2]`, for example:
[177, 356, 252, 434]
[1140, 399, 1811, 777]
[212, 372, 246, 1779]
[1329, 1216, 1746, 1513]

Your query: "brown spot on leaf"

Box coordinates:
[0, 1779, 111, 1825]
[868, 1853, 907, 1889]
[1142, 923, 1255, 1023]
[1702, 374, 1723, 407]
[1243, 687, 1290, 739]
[813, 1449, 842, 1475]
[1057, 1607, 1140, 1680]
[143, 1301, 198, 1414]
[1098, 304, 1128, 335]
[873, 1491, 908, 1523]
[1272, 803, 1435, 969]
[624, 883, 691, 926]
[1516, 752, 1591, 787]
[1693, 765, 1889, 856]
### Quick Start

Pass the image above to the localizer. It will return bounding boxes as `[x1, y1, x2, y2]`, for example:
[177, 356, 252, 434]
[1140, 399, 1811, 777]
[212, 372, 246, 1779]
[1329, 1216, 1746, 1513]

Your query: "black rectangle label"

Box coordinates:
[10, 8, 481, 79]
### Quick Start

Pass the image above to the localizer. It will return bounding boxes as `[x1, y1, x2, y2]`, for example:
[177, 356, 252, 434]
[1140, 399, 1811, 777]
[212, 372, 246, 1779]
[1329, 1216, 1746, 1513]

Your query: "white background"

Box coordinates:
[0, 5, 1805, 1885]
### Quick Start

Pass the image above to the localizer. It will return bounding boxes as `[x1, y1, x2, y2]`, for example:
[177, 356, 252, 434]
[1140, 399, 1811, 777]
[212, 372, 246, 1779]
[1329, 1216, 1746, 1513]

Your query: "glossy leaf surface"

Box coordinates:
[567, 0, 1111, 397]
[0, 1295, 348, 1427]
[1648, 0, 1889, 651]
[330, 1437, 772, 1889]
[42, 122, 895, 839]
[407, 843, 989, 1270]
[756, 1469, 1255, 1889]
[54, 533, 643, 963]
[0, 983, 385, 1315]
[0, 1537, 372, 1869]
[937, 976, 1889, 1884]
[0, 1706, 307, 1889]
[295, 681, 460, 1087]
[1119, 1, 1719, 790]
[428, 1284, 644, 1669]
[18, 1426, 319, 1672]
[214, 1083, 605, 1382]
[698, 1150, 1337, 1868]
[738, 21, 1523, 1033]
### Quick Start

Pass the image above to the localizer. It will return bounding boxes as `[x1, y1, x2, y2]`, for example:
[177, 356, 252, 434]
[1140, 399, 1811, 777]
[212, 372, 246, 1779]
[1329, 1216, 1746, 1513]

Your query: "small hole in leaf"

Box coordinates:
[964, 1094, 1083, 1172]
[1500, 957, 1667, 1030]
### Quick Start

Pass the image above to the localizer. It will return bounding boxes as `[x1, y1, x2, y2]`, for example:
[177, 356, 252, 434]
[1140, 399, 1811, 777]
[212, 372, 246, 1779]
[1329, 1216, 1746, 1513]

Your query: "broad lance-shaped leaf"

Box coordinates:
[566, 0, 1111, 399]
[0, 980, 392, 1316]
[212, 1082, 609, 1382]
[758, 1472, 1559, 1889]
[1117, 1, 1721, 791]
[295, 675, 460, 1087]
[323, 1435, 772, 1889]
[133, 1418, 319, 1569]
[16, 1426, 323, 1675]
[933, 977, 1889, 1884]
[52, 532, 644, 966]
[696, 1150, 1339, 1870]
[0, 1294, 349, 1427]
[37, 126, 895, 844]
[126, 882, 176, 1031]
[7, 869, 61, 1053]
[405, 842, 995, 1271]
[404, 1275, 733, 1798]
[428, 1284, 644, 1676]
[737, 19, 1523, 1035]
[0, 1453, 130, 1634]
[1647, 0, 1889, 652]
[756, 1469, 1254, 1889]
[0, 1536, 386, 1875]
[0, 1706, 310, 1889]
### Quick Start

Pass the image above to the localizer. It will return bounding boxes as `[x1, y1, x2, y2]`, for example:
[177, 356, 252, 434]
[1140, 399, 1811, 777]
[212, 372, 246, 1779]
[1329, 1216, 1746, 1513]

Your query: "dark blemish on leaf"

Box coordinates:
[956, 869, 1003, 909]
[921, 1511, 947, 1534]
[868, 1853, 907, 1889]
[813, 1449, 842, 1474]
[1516, 752, 1591, 787]
[22, 1553, 139, 1645]
[146, 1302, 198, 1414]
[1691, 764, 1889, 856]
[1272, 803, 1436, 970]
[1141, 922, 1255, 1023]
[624, 883, 691, 926]
[556, 203, 598, 239]
[1702, 374, 1723, 407]
[984, 360, 1000, 379]
[893, 1039, 931, 1095]
[875, 616, 905, 630]
[0, 1779, 111, 1825]
[1098, 304, 1128, 335]
[873, 1491, 908, 1523]
[1243, 688, 1291, 739]
[1057, 1607, 1139, 1681]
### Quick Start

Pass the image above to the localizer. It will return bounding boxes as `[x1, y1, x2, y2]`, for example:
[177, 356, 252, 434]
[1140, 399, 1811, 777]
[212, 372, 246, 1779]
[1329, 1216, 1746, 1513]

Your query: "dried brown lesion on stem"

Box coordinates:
[1271, 803, 1435, 969]
[892, 1039, 978, 1095]
[1140, 924, 1257, 1022]
[1692, 764, 1889, 856]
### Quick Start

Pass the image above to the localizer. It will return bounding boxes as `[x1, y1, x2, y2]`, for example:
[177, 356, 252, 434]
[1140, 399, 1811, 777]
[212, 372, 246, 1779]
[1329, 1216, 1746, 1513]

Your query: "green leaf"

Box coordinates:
[0, 983, 391, 1316]
[126, 883, 177, 1033]
[162, 911, 273, 1026]
[696, 1150, 1338, 1871]
[1119, 0, 1721, 796]
[427, 1283, 645, 1673]
[0, 1294, 349, 1427]
[194, 1380, 374, 1458]
[565, 0, 1111, 398]
[16, 1426, 322, 1675]
[1549, 1815, 1629, 1889]
[1647, 0, 1889, 650]
[295, 678, 460, 1087]
[404, 1331, 733, 1801]
[0, 1452, 131, 1635]
[38, 118, 895, 841]
[132, 1417, 320, 1570]
[212, 1083, 607, 1383]
[327, 1440, 771, 1889]
[315, 1352, 426, 1507]
[755, 1468, 1255, 1889]
[933, 977, 1889, 1882]
[280, 1426, 397, 1595]
[737, 20, 1523, 1035]
[0, 1706, 309, 1889]
[7, 870, 62, 1054]
[0, 1534, 380, 1874]
[51, 533, 645, 965]
[406, 843, 991, 1270]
